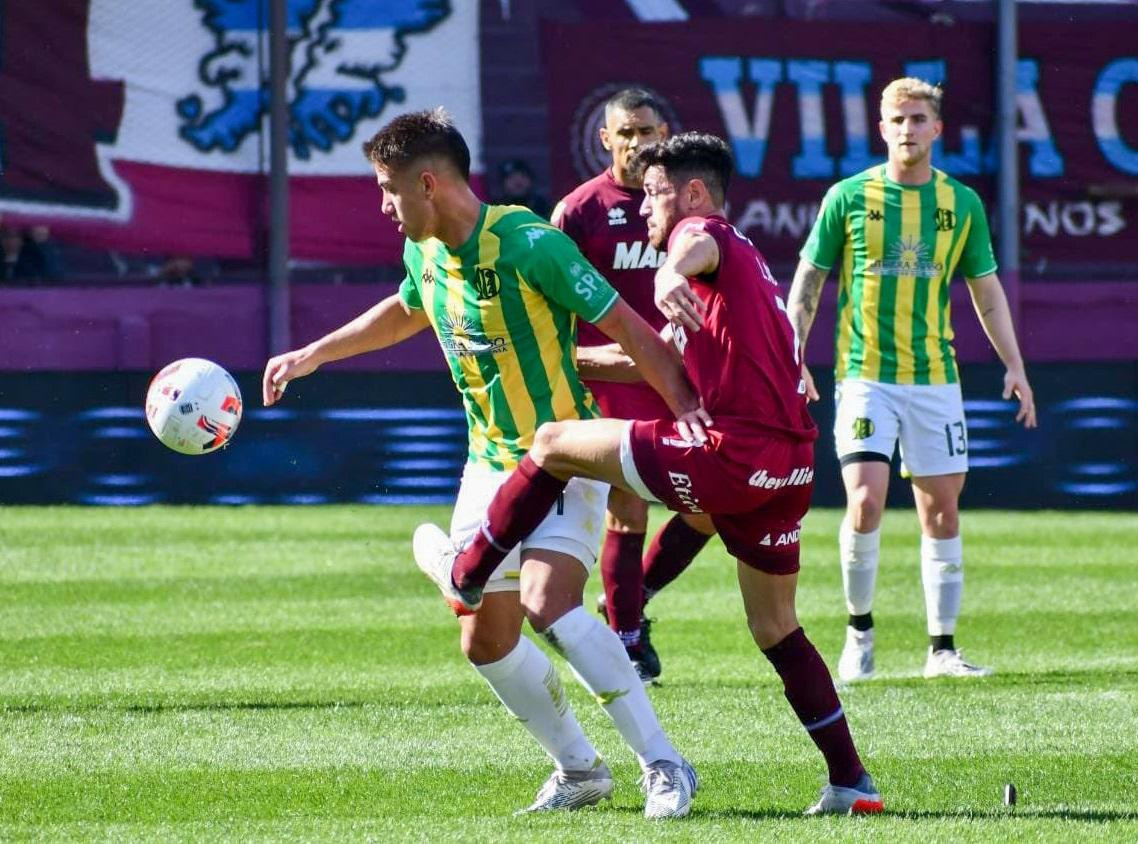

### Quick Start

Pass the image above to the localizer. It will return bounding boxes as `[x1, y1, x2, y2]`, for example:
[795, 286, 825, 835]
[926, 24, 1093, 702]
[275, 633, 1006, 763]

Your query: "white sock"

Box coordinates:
[543, 606, 680, 770]
[473, 636, 598, 772]
[921, 534, 964, 637]
[840, 518, 880, 617]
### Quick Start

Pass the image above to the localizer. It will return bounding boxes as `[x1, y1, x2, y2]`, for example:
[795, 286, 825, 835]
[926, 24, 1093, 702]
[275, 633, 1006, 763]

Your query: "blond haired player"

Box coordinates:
[788, 77, 1036, 681]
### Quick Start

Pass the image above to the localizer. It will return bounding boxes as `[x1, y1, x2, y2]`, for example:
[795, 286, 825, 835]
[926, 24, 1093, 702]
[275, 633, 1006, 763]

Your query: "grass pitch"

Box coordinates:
[1, 505, 1136, 842]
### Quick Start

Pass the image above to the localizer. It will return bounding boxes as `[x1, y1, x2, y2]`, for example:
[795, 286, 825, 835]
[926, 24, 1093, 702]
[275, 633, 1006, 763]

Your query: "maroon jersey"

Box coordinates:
[555, 169, 667, 347]
[667, 214, 816, 442]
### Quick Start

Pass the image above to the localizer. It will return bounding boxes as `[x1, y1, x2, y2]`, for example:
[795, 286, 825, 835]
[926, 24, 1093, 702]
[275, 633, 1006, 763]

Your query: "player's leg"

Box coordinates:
[641, 511, 714, 605]
[912, 472, 988, 676]
[461, 593, 608, 810]
[899, 383, 989, 677]
[435, 466, 608, 811]
[733, 556, 882, 814]
[597, 488, 657, 683]
[833, 379, 900, 682]
[726, 516, 882, 816]
[517, 482, 696, 818]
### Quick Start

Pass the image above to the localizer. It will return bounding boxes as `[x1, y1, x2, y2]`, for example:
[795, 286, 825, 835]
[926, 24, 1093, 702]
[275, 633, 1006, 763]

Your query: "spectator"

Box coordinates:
[491, 158, 551, 219]
[0, 225, 42, 283]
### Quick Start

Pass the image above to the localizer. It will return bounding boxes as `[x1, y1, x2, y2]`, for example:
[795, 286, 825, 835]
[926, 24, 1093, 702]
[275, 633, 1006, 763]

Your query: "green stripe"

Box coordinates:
[463, 267, 517, 467]
[876, 180, 902, 383]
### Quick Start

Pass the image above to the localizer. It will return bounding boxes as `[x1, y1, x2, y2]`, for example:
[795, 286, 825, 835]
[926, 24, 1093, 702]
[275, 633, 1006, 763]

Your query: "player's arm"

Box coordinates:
[965, 273, 1037, 428]
[653, 227, 719, 332]
[262, 293, 430, 406]
[575, 343, 642, 383]
[594, 300, 712, 443]
[786, 258, 829, 402]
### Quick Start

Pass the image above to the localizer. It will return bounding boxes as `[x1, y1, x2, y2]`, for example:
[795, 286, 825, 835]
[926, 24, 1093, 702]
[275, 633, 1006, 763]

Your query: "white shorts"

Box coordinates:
[449, 462, 609, 594]
[834, 379, 969, 477]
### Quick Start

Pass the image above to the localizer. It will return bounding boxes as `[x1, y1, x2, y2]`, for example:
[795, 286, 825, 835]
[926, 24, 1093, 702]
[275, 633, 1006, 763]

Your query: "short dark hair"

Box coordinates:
[604, 88, 665, 123]
[361, 107, 471, 181]
[631, 132, 733, 204]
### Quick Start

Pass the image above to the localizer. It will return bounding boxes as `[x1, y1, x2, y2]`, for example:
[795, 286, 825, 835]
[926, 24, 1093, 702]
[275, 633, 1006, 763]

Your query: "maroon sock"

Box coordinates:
[452, 455, 568, 591]
[762, 627, 865, 787]
[600, 530, 647, 644]
[642, 516, 711, 601]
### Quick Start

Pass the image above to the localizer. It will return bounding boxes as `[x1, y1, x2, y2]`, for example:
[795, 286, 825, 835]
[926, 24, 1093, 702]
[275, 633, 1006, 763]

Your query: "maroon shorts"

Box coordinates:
[586, 379, 673, 422]
[625, 416, 815, 574]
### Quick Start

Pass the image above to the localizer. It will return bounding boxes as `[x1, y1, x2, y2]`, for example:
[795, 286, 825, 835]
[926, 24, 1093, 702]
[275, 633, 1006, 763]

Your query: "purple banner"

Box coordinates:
[544, 19, 1138, 273]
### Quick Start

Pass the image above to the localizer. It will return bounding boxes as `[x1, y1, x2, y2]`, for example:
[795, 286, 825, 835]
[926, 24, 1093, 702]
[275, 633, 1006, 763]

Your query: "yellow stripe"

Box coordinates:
[927, 174, 957, 384]
[475, 218, 536, 455]
[893, 187, 921, 383]
[942, 213, 972, 377]
[517, 268, 579, 425]
[860, 175, 887, 381]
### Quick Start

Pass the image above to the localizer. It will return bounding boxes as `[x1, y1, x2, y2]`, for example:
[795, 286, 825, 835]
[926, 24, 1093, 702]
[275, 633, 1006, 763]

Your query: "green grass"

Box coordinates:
[1, 506, 1136, 842]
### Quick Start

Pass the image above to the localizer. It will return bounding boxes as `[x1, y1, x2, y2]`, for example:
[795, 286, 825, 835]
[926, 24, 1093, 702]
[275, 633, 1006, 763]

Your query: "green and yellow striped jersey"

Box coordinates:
[399, 204, 619, 470]
[800, 165, 997, 385]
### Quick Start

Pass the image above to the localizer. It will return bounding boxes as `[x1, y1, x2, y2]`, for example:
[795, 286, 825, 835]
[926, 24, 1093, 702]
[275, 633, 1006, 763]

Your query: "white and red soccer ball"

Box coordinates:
[145, 358, 243, 455]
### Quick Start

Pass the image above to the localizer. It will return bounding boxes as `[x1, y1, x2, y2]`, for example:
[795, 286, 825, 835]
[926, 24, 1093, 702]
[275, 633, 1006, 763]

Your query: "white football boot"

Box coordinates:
[805, 771, 884, 815]
[641, 758, 698, 819]
[516, 762, 614, 813]
[923, 647, 993, 678]
[412, 523, 482, 615]
[837, 627, 875, 682]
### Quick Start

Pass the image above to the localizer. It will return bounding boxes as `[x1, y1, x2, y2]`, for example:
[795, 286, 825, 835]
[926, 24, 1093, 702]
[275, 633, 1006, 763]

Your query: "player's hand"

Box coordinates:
[675, 403, 714, 447]
[262, 348, 318, 406]
[801, 363, 820, 402]
[1003, 368, 1037, 428]
[654, 267, 706, 333]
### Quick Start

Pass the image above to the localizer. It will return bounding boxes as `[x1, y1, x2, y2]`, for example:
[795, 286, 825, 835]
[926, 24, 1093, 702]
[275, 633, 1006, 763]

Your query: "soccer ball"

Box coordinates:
[145, 358, 243, 454]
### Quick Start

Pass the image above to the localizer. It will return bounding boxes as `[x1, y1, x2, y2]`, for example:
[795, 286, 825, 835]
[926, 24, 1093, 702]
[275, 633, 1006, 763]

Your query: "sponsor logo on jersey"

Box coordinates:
[438, 310, 508, 358]
[868, 235, 943, 278]
[747, 467, 815, 489]
[608, 207, 627, 226]
[867, 209, 884, 222]
[569, 262, 603, 300]
[661, 436, 697, 448]
[613, 240, 667, 270]
[525, 227, 549, 247]
[759, 527, 801, 547]
[852, 417, 875, 439]
[667, 471, 703, 513]
[421, 265, 435, 285]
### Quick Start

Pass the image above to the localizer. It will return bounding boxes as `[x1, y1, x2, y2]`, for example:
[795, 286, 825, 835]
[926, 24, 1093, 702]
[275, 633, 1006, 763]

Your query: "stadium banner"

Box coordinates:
[0, 365, 1134, 509]
[0, 1, 479, 263]
[543, 19, 1138, 272]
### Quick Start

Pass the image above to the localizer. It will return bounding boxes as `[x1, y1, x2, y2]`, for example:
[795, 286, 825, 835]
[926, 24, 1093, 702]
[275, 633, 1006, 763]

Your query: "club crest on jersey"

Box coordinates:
[607, 207, 627, 226]
[934, 208, 957, 231]
[852, 417, 875, 439]
[472, 268, 501, 300]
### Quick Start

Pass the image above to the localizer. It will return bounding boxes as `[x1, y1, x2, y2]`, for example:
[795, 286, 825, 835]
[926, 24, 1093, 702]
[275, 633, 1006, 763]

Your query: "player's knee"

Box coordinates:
[847, 486, 884, 530]
[745, 609, 799, 651]
[529, 421, 564, 468]
[460, 625, 515, 665]
[921, 507, 959, 538]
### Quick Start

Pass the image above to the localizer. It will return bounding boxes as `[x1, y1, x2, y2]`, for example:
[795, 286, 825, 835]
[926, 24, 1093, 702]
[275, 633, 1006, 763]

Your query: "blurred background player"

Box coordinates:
[554, 88, 714, 684]
[490, 157, 551, 219]
[787, 77, 1037, 682]
[415, 132, 883, 815]
[263, 108, 702, 818]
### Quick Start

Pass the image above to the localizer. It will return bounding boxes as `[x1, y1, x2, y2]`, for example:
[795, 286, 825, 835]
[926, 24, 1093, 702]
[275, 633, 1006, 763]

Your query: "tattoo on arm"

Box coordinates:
[788, 263, 827, 339]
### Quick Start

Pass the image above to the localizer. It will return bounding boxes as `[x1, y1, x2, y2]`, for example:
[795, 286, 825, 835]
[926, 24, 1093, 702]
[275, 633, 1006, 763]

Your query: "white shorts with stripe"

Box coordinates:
[834, 378, 969, 477]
